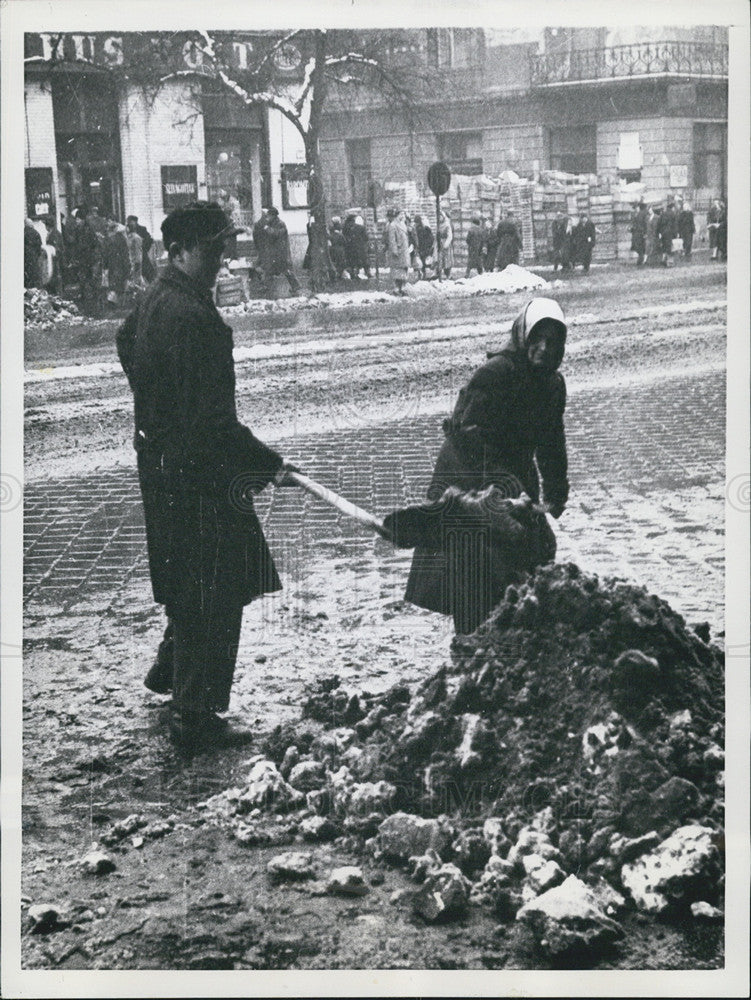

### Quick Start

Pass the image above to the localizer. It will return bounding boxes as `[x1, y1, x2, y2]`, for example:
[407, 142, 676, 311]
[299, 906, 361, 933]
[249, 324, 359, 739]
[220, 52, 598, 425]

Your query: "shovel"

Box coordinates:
[288, 471, 393, 539]
[287, 471, 551, 548]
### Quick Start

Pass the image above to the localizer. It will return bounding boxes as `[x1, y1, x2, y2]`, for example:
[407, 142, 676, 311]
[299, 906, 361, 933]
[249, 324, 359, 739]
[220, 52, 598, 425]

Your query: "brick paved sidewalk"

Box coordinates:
[24, 369, 725, 631]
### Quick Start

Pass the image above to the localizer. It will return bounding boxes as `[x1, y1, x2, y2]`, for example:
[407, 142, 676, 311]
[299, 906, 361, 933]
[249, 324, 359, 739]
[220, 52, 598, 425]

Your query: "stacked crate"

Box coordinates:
[589, 191, 616, 262]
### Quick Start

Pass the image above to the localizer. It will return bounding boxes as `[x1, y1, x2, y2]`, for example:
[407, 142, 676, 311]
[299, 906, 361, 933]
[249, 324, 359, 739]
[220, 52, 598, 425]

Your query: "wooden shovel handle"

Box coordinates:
[287, 471, 392, 539]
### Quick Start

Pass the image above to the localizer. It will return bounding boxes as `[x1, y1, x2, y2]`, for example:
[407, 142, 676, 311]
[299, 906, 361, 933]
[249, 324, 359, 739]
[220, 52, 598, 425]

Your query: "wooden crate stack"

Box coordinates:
[588, 191, 615, 262]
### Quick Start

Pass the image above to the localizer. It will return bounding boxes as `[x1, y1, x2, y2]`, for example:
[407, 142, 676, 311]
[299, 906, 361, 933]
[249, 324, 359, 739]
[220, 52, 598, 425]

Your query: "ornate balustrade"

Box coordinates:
[530, 42, 728, 86]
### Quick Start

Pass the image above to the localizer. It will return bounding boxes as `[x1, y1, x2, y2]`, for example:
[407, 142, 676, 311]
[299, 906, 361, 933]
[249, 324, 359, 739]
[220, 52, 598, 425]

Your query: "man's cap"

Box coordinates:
[161, 201, 243, 248]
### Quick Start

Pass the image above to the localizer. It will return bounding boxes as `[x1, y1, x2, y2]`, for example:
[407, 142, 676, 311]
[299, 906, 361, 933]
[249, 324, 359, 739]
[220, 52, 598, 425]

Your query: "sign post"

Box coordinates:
[427, 161, 451, 282]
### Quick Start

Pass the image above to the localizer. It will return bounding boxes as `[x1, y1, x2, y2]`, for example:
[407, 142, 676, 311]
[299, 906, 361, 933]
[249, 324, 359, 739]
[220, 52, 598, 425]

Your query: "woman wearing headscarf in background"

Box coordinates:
[404, 297, 569, 635]
[437, 209, 454, 279]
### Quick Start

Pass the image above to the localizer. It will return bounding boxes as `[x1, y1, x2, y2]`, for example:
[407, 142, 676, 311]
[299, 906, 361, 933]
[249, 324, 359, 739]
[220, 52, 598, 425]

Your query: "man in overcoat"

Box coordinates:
[630, 202, 648, 266]
[259, 207, 301, 297]
[572, 213, 596, 272]
[465, 216, 485, 278]
[676, 201, 695, 259]
[656, 201, 678, 267]
[117, 201, 297, 745]
[405, 297, 569, 634]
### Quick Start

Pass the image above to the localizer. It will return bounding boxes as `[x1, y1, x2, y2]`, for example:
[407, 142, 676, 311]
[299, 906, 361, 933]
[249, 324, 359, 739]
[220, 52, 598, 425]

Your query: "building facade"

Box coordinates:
[319, 25, 728, 214]
[23, 31, 308, 252]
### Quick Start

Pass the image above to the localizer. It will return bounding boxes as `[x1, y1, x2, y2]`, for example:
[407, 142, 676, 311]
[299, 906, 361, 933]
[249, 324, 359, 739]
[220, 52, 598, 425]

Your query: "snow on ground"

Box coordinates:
[224, 264, 550, 315]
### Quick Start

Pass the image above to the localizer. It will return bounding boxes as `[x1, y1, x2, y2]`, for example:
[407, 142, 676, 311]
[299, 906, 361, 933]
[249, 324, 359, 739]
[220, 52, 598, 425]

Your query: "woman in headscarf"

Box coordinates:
[404, 297, 569, 634]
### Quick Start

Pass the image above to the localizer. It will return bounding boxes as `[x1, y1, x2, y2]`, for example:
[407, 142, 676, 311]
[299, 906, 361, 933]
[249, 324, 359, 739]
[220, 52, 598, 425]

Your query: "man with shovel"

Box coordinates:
[117, 201, 298, 747]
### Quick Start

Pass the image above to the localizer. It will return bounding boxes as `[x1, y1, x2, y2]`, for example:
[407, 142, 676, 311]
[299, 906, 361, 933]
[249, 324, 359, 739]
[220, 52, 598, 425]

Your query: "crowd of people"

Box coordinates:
[25, 192, 729, 314]
[24, 205, 156, 315]
[628, 196, 726, 268]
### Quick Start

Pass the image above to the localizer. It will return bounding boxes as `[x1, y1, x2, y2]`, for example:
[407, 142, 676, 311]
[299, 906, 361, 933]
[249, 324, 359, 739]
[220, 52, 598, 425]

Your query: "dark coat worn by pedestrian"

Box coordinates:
[495, 218, 522, 269]
[656, 207, 677, 253]
[405, 298, 569, 632]
[116, 265, 283, 619]
[466, 222, 485, 272]
[573, 219, 596, 268]
[630, 207, 648, 256]
[342, 216, 369, 271]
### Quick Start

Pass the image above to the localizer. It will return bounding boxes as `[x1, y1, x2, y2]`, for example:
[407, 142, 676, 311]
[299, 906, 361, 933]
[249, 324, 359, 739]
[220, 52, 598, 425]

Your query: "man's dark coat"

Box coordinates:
[117, 266, 282, 618]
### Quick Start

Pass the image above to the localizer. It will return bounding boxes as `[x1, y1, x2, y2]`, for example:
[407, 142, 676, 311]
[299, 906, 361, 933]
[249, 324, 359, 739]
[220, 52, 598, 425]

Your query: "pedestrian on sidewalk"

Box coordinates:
[465, 215, 485, 278]
[126, 215, 156, 283]
[386, 207, 410, 295]
[494, 210, 522, 270]
[483, 217, 499, 273]
[551, 211, 571, 271]
[437, 210, 454, 279]
[676, 201, 695, 259]
[327, 216, 347, 280]
[656, 201, 678, 267]
[715, 200, 727, 262]
[413, 214, 434, 279]
[405, 297, 569, 635]
[116, 201, 299, 747]
[260, 207, 301, 297]
[572, 212, 596, 272]
[630, 202, 648, 266]
[343, 210, 371, 279]
[707, 199, 722, 260]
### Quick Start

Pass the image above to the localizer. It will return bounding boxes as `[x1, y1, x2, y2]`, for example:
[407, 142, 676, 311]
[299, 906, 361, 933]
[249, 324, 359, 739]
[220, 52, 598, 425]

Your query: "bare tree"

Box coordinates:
[193, 28, 437, 290]
[28, 28, 441, 290]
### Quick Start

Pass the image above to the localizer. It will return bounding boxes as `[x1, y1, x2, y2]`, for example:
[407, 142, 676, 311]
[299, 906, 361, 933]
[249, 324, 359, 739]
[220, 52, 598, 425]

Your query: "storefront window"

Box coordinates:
[51, 69, 123, 219]
[202, 84, 263, 225]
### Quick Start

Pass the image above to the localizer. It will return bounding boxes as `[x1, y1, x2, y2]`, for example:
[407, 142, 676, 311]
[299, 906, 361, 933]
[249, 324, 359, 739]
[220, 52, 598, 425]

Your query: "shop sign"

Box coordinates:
[24, 32, 300, 79]
[669, 165, 688, 188]
[161, 165, 199, 211]
[25, 167, 55, 220]
[281, 163, 309, 210]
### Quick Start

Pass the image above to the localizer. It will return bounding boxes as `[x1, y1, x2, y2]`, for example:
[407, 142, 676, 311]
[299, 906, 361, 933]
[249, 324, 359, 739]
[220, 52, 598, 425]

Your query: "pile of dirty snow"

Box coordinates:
[194, 562, 723, 955]
[24, 288, 81, 329]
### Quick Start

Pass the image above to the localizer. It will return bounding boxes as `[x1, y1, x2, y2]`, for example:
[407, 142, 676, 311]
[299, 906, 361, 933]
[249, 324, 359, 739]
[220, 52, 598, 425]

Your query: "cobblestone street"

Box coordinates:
[25, 367, 725, 632]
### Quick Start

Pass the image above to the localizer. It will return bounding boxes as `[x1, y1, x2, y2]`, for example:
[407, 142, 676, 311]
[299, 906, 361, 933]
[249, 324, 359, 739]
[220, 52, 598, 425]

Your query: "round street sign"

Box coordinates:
[427, 161, 451, 197]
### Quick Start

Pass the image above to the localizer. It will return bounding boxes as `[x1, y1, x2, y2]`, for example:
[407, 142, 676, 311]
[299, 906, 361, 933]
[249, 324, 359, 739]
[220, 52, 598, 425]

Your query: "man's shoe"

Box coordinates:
[144, 658, 172, 694]
[168, 710, 251, 748]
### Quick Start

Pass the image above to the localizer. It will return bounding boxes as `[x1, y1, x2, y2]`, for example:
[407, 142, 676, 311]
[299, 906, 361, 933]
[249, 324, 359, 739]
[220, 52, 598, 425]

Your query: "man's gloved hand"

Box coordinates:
[273, 461, 302, 488]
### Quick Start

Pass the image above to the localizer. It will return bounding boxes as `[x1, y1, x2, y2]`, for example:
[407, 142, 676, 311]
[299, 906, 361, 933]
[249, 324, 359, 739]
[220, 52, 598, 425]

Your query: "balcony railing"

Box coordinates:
[530, 41, 728, 87]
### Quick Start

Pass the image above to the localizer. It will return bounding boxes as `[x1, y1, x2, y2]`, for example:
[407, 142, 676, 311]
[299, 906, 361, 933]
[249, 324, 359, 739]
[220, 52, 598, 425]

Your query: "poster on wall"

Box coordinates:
[25, 167, 55, 220]
[281, 163, 309, 210]
[669, 164, 688, 188]
[161, 165, 199, 211]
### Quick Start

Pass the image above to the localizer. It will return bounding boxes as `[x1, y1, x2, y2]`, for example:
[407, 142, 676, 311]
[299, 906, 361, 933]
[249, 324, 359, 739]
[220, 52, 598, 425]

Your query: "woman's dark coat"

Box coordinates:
[494, 219, 522, 269]
[116, 265, 282, 618]
[405, 299, 569, 632]
[261, 217, 294, 276]
[342, 217, 369, 270]
[466, 222, 485, 270]
[656, 207, 678, 253]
